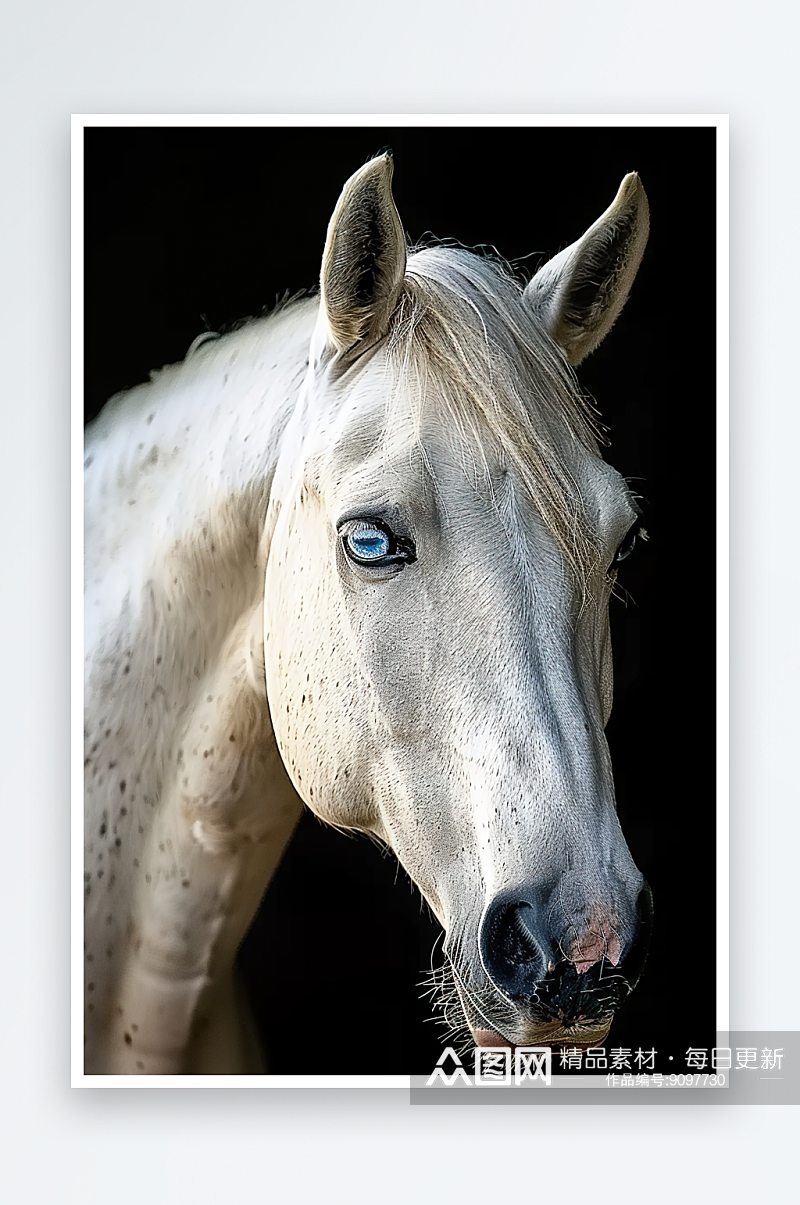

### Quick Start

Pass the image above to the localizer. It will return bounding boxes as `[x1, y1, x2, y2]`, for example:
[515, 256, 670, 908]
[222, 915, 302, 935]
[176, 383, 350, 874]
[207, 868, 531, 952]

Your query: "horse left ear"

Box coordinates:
[523, 173, 649, 366]
[315, 153, 407, 363]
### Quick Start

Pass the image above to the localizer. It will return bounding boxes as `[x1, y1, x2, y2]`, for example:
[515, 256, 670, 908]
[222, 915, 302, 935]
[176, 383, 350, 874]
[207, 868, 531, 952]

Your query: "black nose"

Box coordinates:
[479, 883, 653, 1004]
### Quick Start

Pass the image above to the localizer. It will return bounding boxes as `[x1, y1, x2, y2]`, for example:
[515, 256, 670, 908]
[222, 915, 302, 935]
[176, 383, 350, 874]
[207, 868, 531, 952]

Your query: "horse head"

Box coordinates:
[264, 154, 652, 1050]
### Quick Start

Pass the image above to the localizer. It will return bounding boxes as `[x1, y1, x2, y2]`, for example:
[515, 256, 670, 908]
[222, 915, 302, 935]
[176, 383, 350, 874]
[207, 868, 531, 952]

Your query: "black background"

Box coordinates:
[84, 125, 716, 1074]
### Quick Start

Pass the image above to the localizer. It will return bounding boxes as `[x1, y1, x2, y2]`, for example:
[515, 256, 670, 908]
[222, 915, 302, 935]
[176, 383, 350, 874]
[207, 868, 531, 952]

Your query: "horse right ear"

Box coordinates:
[314, 153, 407, 365]
[523, 173, 649, 366]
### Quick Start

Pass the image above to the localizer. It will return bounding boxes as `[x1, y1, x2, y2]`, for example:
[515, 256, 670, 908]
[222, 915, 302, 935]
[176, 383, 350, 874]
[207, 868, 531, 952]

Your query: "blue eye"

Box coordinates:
[338, 518, 416, 571]
[346, 525, 391, 561]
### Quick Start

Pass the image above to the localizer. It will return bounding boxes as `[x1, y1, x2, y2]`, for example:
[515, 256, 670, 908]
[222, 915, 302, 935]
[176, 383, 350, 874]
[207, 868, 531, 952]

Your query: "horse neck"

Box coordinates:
[84, 297, 317, 682]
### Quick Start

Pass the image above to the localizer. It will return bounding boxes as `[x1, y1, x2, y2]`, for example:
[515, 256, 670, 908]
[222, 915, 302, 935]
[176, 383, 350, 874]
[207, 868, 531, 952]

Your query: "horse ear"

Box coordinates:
[523, 173, 649, 366]
[316, 153, 407, 361]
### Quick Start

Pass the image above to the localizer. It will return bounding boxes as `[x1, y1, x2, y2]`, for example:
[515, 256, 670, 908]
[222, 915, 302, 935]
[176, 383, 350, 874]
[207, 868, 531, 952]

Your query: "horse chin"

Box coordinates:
[472, 1017, 614, 1050]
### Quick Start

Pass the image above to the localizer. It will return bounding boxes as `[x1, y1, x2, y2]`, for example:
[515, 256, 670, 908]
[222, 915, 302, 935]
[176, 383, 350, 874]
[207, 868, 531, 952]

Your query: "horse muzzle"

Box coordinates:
[472, 880, 653, 1047]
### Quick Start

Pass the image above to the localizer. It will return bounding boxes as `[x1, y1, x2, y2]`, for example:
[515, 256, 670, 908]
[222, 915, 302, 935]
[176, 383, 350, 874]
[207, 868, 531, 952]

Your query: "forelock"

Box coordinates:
[383, 246, 604, 588]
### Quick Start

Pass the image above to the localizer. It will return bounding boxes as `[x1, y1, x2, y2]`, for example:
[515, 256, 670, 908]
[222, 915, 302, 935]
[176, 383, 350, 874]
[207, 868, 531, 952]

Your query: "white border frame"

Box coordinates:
[72, 113, 729, 1088]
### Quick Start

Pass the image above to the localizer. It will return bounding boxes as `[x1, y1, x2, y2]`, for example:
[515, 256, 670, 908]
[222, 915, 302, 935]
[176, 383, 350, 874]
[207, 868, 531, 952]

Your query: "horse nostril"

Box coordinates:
[620, 881, 654, 988]
[479, 899, 547, 999]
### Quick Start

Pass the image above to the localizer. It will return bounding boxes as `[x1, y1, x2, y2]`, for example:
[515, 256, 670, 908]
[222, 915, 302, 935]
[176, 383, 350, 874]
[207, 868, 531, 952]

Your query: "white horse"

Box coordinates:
[84, 154, 652, 1074]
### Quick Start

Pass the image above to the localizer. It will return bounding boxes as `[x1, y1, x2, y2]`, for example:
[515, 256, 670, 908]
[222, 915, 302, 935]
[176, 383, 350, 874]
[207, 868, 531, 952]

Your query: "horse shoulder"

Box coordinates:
[86, 598, 303, 1073]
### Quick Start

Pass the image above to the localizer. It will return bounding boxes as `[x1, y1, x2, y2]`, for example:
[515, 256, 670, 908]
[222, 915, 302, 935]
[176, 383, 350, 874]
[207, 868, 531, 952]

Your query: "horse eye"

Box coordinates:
[339, 519, 415, 569]
[613, 524, 639, 565]
[613, 501, 646, 566]
[345, 523, 392, 562]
